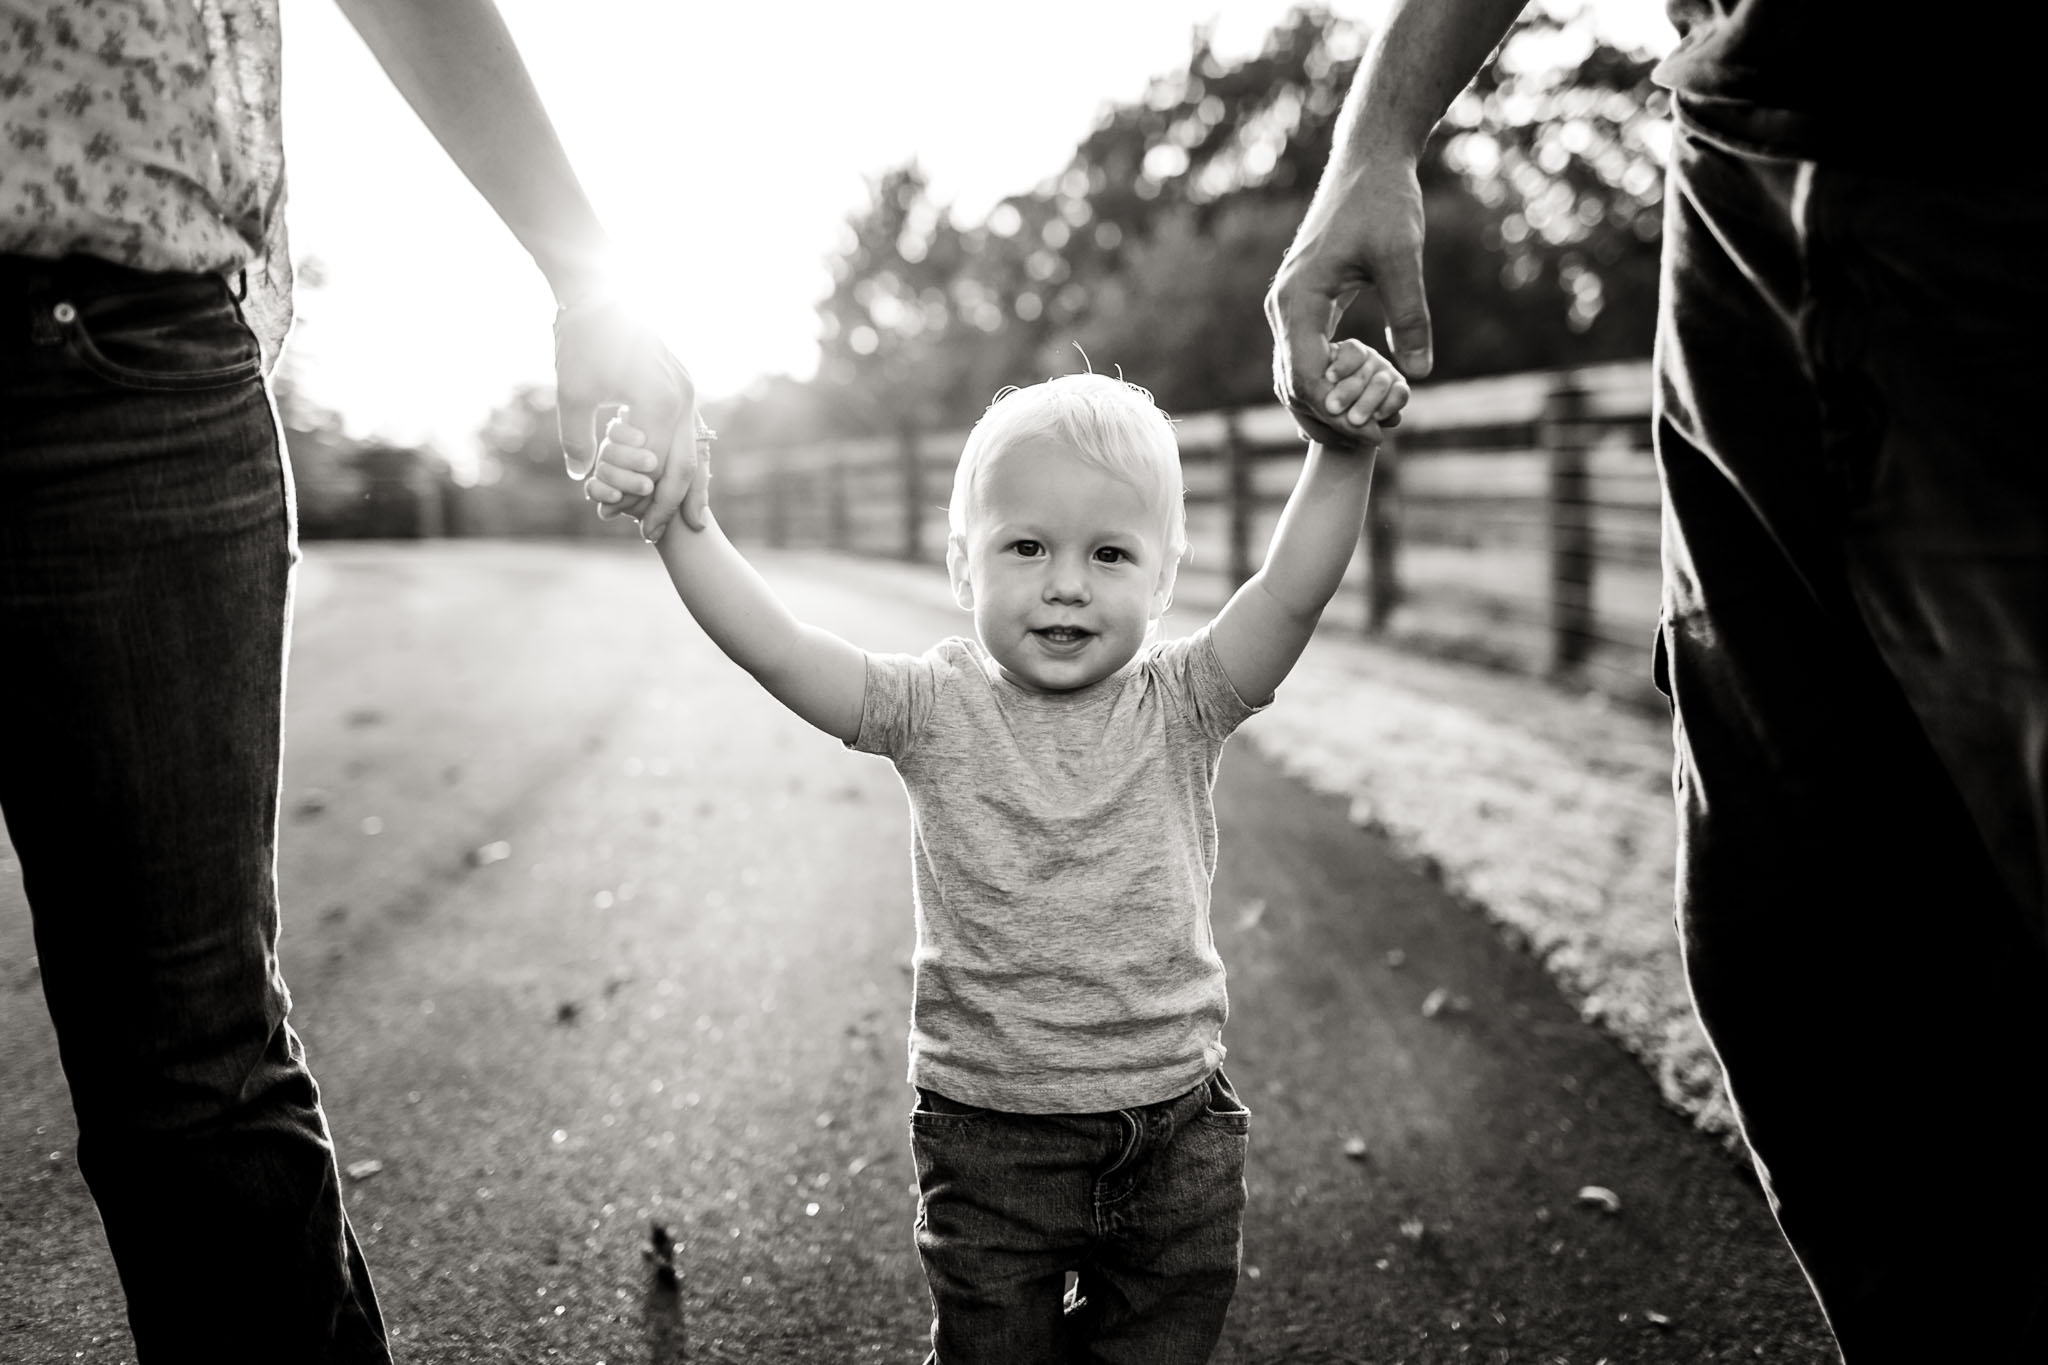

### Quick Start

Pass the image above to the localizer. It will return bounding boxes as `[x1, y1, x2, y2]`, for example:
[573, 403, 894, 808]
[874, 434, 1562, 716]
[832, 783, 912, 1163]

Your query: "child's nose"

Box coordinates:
[1044, 558, 1090, 603]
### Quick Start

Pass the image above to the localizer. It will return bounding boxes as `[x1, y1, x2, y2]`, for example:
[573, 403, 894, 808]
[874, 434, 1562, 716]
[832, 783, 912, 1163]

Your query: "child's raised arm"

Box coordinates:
[592, 419, 868, 742]
[1210, 338, 1407, 705]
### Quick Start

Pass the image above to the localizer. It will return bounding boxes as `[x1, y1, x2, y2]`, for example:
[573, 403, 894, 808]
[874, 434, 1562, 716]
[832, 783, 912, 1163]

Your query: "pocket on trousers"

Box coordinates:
[59, 273, 262, 392]
[910, 1086, 991, 1124]
[1194, 1068, 1251, 1135]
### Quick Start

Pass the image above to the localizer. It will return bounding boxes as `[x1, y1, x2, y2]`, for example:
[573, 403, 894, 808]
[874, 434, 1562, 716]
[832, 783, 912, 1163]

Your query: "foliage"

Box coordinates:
[717, 1, 1665, 443]
[1437, 5, 1668, 363]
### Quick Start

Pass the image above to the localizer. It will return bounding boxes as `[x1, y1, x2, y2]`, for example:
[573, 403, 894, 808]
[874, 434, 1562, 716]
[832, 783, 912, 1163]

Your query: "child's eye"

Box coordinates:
[1094, 546, 1131, 564]
[1011, 540, 1044, 558]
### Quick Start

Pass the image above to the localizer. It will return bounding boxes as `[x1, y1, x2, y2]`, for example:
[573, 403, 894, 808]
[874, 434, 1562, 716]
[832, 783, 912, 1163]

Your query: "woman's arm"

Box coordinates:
[332, 0, 704, 533]
[331, 0, 610, 305]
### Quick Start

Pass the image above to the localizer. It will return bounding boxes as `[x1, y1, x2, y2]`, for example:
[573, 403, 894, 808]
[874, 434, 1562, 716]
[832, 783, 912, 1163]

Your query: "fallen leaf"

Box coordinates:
[344, 1159, 383, 1182]
[1342, 1136, 1369, 1161]
[1576, 1184, 1623, 1214]
[1644, 1309, 1672, 1329]
[1399, 1217, 1427, 1242]
[467, 840, 512, 867]
[1421, 986, 1473, 1018]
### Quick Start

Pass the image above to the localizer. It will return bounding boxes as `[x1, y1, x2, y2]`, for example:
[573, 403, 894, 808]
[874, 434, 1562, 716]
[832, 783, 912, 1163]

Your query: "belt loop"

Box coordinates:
[232, 268, 248, 302]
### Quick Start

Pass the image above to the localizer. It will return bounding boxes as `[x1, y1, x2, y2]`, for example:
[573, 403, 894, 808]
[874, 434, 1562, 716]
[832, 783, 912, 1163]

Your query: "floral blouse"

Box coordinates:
[0, 0, 291, 366]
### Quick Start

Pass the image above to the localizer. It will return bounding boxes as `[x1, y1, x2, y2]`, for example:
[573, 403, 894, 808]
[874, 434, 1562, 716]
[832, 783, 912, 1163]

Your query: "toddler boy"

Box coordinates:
[590, 341, 1406, 1362]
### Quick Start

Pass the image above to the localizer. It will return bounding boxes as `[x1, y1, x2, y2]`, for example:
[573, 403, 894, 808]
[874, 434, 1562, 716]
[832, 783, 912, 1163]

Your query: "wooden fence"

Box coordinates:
[711, 359, 1663, 708]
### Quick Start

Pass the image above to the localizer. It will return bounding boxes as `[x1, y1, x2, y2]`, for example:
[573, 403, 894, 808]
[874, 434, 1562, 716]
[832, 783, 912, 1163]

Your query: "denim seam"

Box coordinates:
[54, 274, 263, 393]
[60, 321, 262, 392]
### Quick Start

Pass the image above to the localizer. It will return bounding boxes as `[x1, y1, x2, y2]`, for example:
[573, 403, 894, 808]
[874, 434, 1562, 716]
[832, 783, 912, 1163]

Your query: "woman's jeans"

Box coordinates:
[910, 1069, 1249, 1365]
[0, 255, 390, 1362]
[1655, 122, 2048, 1360]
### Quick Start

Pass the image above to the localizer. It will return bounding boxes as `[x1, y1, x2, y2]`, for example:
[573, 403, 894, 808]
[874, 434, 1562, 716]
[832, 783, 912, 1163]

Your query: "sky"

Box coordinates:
[279, 1, 1674, 469]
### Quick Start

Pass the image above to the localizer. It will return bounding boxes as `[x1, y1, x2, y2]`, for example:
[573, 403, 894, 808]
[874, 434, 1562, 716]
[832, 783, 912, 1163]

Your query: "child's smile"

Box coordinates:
[1032, 625, 1091, 647]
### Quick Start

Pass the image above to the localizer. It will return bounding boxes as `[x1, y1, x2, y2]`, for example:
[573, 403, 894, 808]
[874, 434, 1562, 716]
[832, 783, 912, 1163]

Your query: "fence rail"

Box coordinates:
[712, 359, 1662, 708]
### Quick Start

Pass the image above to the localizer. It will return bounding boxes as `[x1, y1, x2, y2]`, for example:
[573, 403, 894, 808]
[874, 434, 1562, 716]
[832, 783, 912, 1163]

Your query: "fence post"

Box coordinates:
[1362, 437, 1400, 632]
[1543, 377, 1594, 674]
[898, 423, 924, 563]
[1224, 411, 1253, 589]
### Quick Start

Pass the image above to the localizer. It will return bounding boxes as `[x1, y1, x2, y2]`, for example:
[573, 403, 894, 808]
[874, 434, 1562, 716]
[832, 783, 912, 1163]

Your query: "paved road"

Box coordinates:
[0, 543, 1834, 1363]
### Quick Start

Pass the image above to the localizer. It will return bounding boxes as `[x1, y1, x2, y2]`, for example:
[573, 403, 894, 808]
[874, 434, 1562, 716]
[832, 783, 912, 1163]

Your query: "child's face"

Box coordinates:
[949, 437, 1176, 693]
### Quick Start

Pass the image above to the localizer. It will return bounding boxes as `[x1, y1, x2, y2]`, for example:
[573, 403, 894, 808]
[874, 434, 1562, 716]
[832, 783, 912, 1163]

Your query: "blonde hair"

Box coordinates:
[947, 373, 1188, 564]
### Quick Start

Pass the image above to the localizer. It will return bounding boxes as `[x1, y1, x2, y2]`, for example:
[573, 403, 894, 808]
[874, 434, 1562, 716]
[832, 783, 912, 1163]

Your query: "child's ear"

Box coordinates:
[946, 533, 975, 611]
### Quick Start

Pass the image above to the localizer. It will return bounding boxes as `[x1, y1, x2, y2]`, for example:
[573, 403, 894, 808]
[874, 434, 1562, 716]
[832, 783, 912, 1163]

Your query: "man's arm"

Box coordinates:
[1266, 0, 1528, 439]
[597, 425, 868, 741]
[1209, 440, 1377, 708]
[333, 0, 703, 534]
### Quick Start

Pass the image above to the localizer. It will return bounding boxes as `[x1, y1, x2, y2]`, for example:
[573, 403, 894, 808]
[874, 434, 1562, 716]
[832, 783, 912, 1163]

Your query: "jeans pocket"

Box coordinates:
[58, 273, 262, 392]
[1194, 1069, 1250, 1135]
[910, 1086, 991, 1124]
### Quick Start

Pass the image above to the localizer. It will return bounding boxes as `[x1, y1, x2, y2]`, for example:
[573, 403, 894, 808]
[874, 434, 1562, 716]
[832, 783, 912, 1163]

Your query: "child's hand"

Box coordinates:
[589, 416, 664, 514]
[1320, 338, 1411, 444]
[589, 413, 713, 525]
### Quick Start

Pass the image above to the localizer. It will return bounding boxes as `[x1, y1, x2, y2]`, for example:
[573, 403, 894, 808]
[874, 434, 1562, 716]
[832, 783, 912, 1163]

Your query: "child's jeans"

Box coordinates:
[0, 253, 391, 1362]
[910, 1068, 1249, 1365]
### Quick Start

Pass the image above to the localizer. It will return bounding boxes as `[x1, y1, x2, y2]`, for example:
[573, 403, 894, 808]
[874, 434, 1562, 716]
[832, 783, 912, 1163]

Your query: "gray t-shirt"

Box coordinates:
[852, 625, 1262, 1113]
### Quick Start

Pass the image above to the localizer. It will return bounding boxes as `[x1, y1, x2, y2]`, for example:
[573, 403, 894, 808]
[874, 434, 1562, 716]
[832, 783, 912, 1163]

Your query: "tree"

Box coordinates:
[724, 1, 1668, 439]
[1077, 198, 1305, 412]
[1435, 2, 1667, 360]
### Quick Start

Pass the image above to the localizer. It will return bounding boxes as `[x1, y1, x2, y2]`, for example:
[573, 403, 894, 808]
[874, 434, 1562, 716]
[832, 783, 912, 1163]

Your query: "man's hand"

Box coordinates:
[555, 297, 705, 539]
[1266, 152, 1431, 446]
[1265, 0, 1534, 443]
